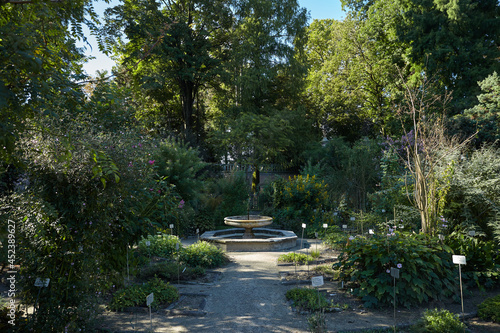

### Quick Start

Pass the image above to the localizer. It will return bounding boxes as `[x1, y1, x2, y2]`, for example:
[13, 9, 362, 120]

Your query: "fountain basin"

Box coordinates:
[200, 228, 297, 252]
[224, 215, 273, 238]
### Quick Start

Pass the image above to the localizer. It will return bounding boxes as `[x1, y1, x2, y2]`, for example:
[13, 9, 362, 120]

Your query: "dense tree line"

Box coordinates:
[1, 0, 499, 331]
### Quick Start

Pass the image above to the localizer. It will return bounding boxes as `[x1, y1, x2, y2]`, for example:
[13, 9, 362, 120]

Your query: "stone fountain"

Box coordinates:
[200, 215, 297, 252]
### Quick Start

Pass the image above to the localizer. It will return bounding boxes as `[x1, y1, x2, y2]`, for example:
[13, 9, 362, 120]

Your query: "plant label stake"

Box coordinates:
[196, 228, 200, 242]
[176, 242, 180, 284]
[146, 292, 154, 331]
[390, 268, 399, 330]
[170, 224, 174, 235]
[312, 276, 324, 311]
[301, 223, 306, 249]
[369, 229, 374, 235]
[452, 255, 467, 314]
[33, 278, 50, 317]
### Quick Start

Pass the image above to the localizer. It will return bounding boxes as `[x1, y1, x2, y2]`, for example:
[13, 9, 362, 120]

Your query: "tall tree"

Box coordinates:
[303, 16, 401, 140]
[0, 0, 97, 163]
[207, 0, 312, 185]
[343, 0, 500, 113]
[103, 0, 233, 141]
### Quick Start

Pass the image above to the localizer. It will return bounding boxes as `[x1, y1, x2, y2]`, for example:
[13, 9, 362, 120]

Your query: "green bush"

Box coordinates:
[323, 227, 349, 250]
[278, 252, 315, 265]
[271, 175, 329, 233]
[333, 233, 455, 308]
[478, 294, 500, 323]
[109, 277, 179, 311]
[412, 308, 466, 333]
[137, 233, 181, 258]
[445, 232, 500, 288]
[179, 241, 228, 268]
[137, 261, 205, 281]
[286, 288, 330, 311]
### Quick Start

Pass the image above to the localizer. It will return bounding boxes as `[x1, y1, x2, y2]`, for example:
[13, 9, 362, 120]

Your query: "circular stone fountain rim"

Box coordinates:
[224, 215, 273, 222]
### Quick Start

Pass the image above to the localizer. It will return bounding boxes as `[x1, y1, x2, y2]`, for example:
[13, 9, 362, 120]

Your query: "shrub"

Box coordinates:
[179, 241, 228, 268]
[286, 288, 330, 311]
[445, 232, 500, 288]
[108, 277, 179, 311]
[478, 294, 500, 323]
[271, 175, 329, 233]
[278, 253, 314, 265]
[323, 227, 349, 250]
[307, 311, 327, 333]
[333, 233, 455, 308]
[137, 233, 181, 258]
[412, 308, 466, 333]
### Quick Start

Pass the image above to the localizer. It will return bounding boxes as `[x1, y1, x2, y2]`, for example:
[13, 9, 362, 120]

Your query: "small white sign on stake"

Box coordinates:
[369, 229, 374, 235]
[170, 224, 174, 229]
[145, 240, 151, 247]
[322, 223, 328, 229]
[452, 255, 467, 265]
[350, 217, 356, 221]
[302, 223, 306, 229]
[468, 230, 476, 236]
[34, 278, 50, 288]
[342, 224, 347, 229]
[311, 276, 324, 287]
[146, 292, 154, 307]
[390, 268, 400, 279]
[196, 228, 199, 234]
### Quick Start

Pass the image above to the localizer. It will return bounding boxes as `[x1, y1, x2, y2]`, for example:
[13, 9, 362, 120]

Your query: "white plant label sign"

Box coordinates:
[145, 241, 151, 247]
[323, 224, 328, 229]
[35, 278, 50, 287]
[146, 293, 154, 307]
[170, 224, 174, 229]
[390, 268, 400, 279]
[302, 223, 306, 229]
[452, 255, 467, 265]
[342, 225, 347, 229]
[369, 229, 374, 235]
[311, 276, 324, 287]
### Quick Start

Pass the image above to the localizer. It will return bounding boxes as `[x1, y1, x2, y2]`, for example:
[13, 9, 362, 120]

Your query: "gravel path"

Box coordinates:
[99, 242, 312, 333]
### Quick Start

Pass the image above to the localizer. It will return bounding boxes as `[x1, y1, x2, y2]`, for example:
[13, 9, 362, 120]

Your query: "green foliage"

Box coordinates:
[286, 288, 330, 311]
[304, 137, 382, 212]
[334, 233, 455, 308]
[196, 170, 249, 230]
[179, 241, 228, 268]
[478, 294, 500, 323]
[272, 174, 328, 232]
[323, 228, 350, 251]
[303, 17, 398, 139]
[445, 144, 500, 242]
[137, 234, 181, 258]
[108, 277, 179, 311]
[462, 72, 500, 145]
[278, 253, 315, 265]
[411, 308, 466, 333]
[137, 261, 205, 282]
[155, 138, 206, 201]
[307, 310, 327, 333]
[445, 232, 500, 288]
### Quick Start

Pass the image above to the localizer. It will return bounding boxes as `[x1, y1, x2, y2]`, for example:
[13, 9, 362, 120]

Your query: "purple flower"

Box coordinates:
[178, 199, 185, 209]
[148, 160, 155, 165]
[397, 263, 402, 269]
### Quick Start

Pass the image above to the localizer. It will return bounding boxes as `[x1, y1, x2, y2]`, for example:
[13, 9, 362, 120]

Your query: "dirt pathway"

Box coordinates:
[99, 245, 311, 332]
[97, 239, 500, 333]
